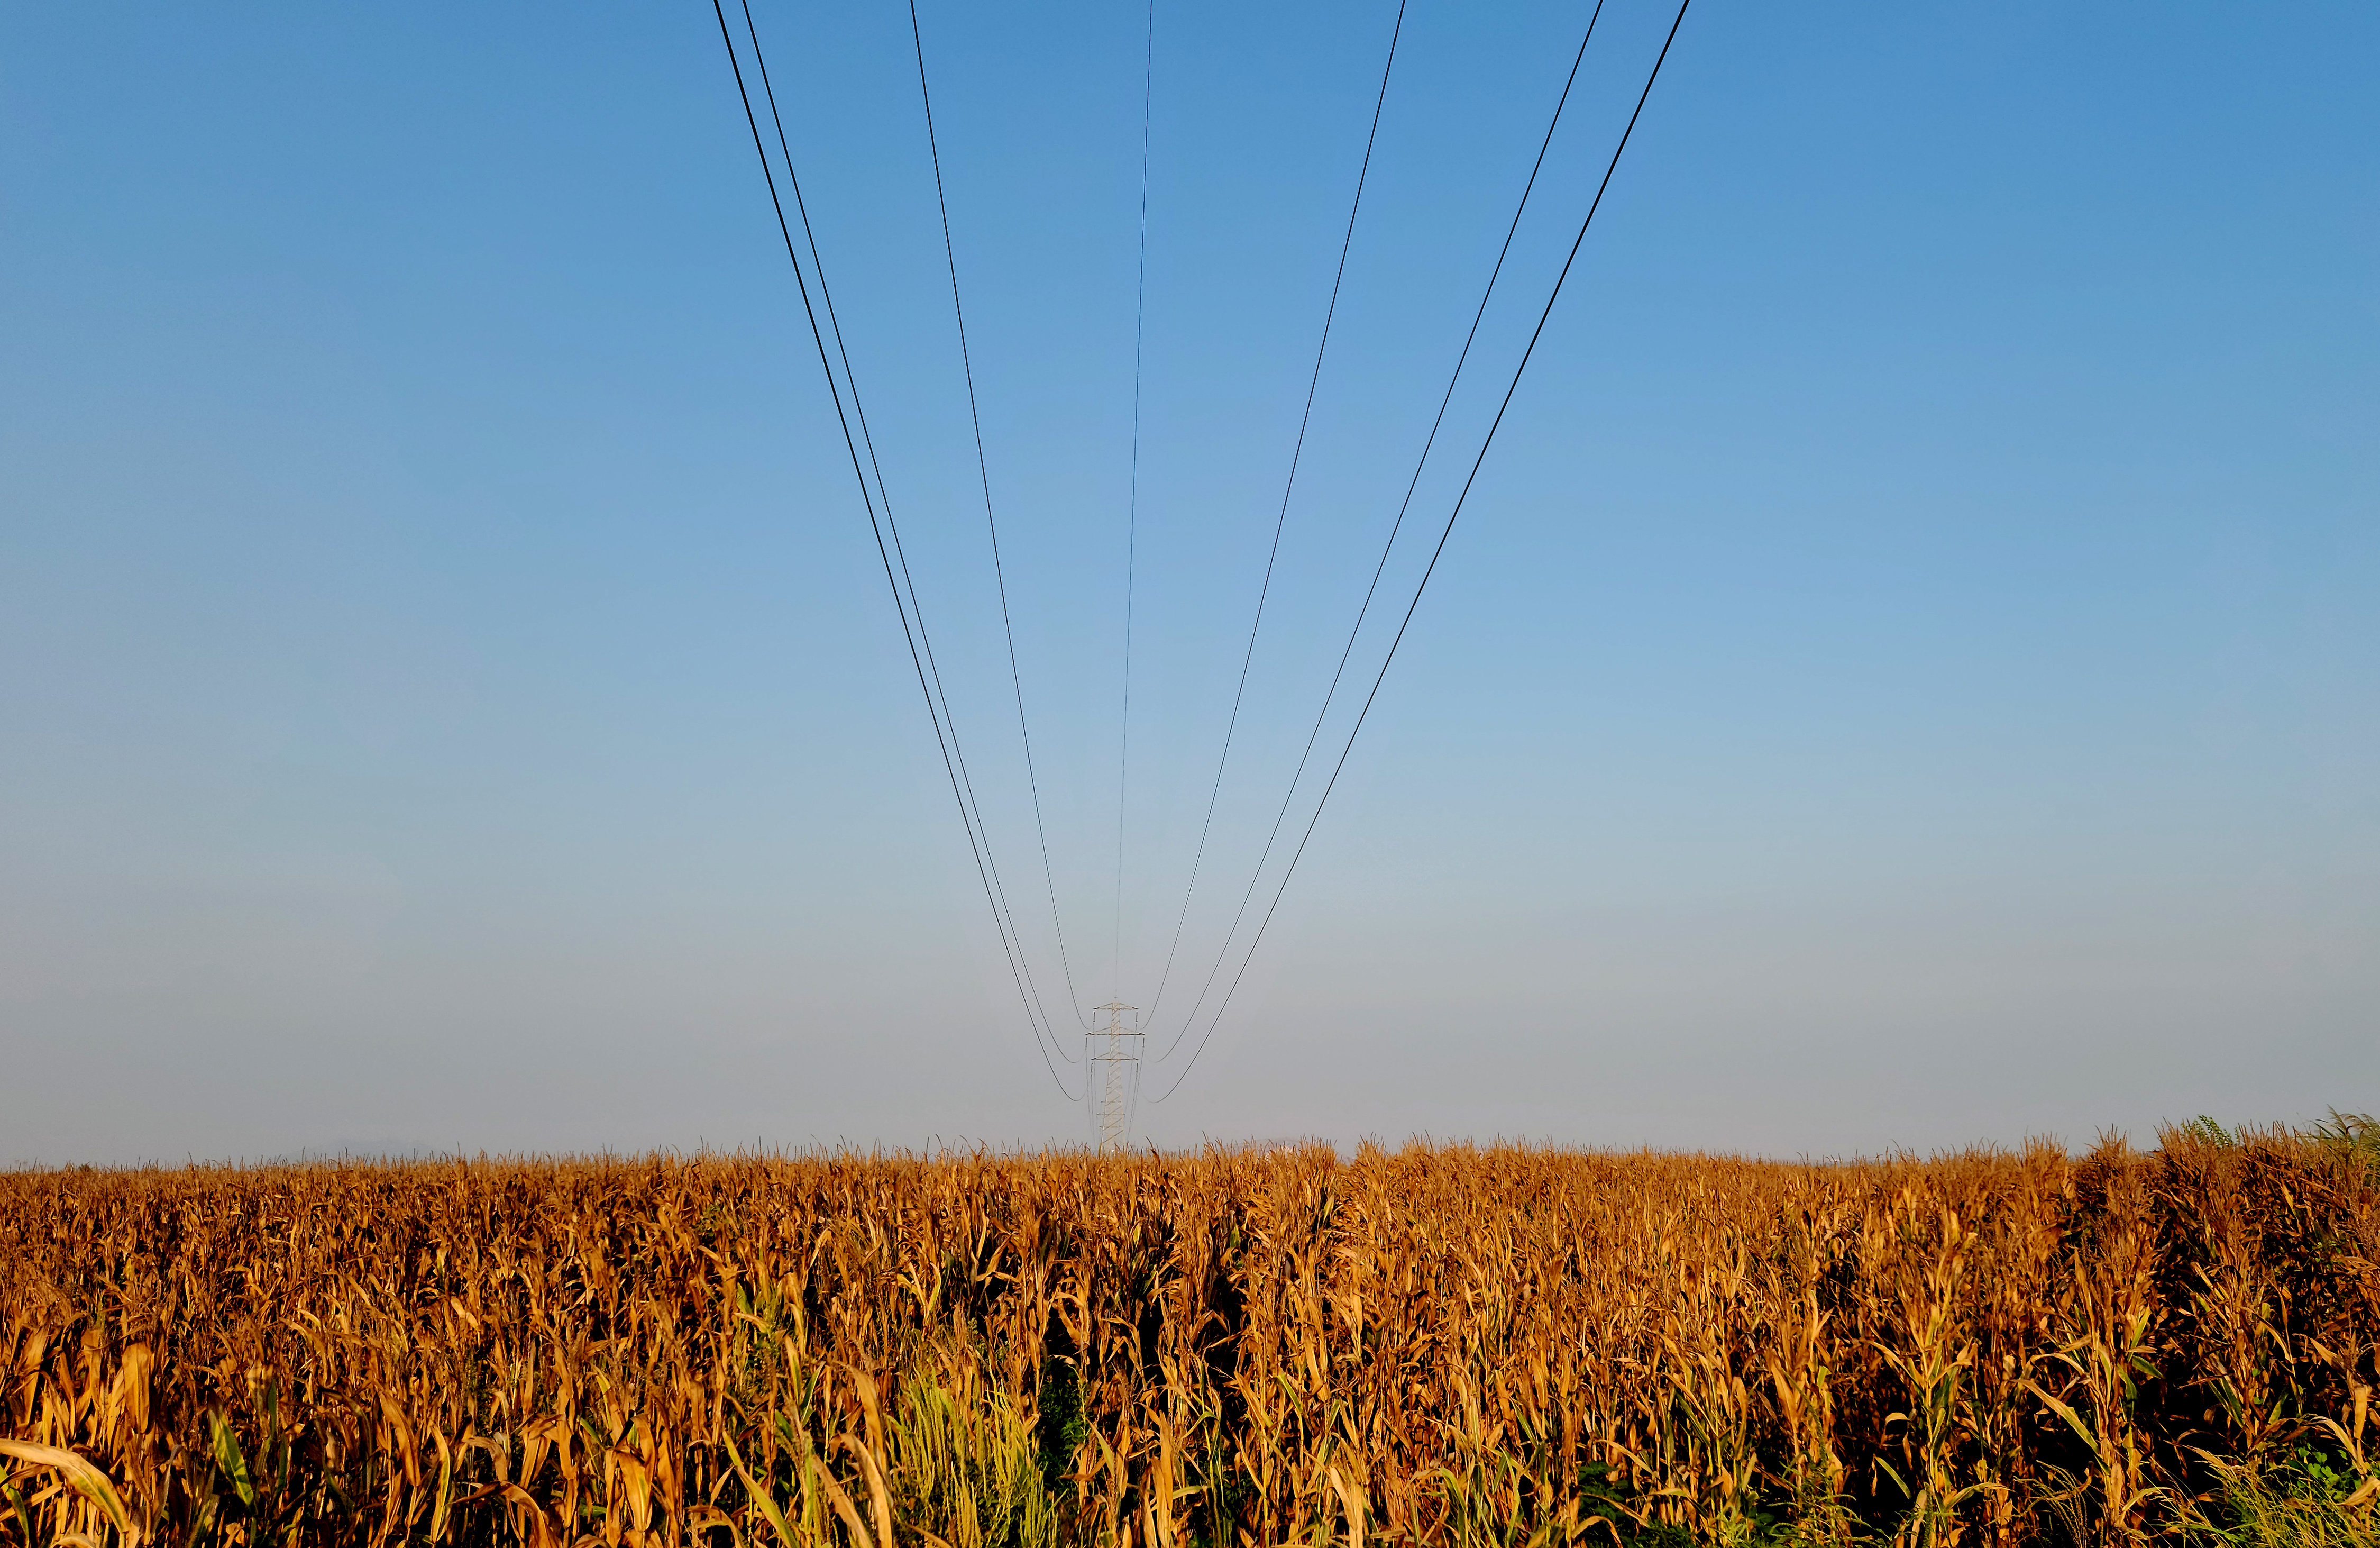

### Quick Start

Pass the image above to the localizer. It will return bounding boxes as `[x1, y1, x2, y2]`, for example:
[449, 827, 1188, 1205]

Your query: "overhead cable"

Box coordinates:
[1154, 0, 1696, 1101]
[909, 0, 1096, 1032]
[710, 0, 1078, 1097]
[1115, 0, 1156, 1001]
[736, 0, 1082, 1066]
[1141, 0, 1409, 1028]
[1151, 0, 1610, 1062]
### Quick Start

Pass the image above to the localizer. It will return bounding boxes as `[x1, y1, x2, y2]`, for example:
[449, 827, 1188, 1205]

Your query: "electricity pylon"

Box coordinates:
[1088, 1001, 1141, 1154]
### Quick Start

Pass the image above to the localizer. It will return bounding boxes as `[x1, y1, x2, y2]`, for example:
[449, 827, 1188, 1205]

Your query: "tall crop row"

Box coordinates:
[2, 1130, 2375, 1545]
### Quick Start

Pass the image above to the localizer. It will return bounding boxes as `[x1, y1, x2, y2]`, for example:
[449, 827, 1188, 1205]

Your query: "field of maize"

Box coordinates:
[4, 1125, 2376, 1547]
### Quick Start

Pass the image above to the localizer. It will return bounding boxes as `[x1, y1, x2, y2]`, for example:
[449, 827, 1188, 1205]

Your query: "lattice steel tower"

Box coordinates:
[1088, 1001, 1142, 1154]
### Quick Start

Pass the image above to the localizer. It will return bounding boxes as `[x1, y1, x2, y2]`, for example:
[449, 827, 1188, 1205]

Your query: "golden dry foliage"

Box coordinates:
[3, 1128, 2376, 1547]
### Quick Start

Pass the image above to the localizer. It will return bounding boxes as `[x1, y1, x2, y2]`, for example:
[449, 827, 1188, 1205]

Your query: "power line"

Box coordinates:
[1140, 0, 1408, 1028]
[908, 0, 1095, 1033]
[709, 0, 1078, 1097]
[1115, 0, 1155, 1003]
[1151, 0, 1609, 1063]
[1154, 0, 1696, 1101]
[724, 0, 1077, 1086]
[736, 0, 1081, 1067]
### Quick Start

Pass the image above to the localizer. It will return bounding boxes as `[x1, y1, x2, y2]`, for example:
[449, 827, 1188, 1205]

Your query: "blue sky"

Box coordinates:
[3, 1, 2373, 1162]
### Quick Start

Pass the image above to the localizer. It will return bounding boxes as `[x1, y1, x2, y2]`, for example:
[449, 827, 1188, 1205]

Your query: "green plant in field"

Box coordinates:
[2187, 1445, 2380, 1548]
[1572, 1459, 1821, 1548]
[887, 1353, 1057, 1548]
[1032, 1355, 1087, 1503]
[2308, 1113, 2380, 1178]
[1575, 1460, 1700, 1547]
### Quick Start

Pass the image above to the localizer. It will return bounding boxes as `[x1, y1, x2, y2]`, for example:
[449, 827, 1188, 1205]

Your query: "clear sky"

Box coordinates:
[4, 1, 2373, 1164]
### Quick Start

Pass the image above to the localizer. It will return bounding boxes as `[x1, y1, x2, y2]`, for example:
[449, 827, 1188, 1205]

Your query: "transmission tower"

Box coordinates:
[1087, 1001, 1142, 1154]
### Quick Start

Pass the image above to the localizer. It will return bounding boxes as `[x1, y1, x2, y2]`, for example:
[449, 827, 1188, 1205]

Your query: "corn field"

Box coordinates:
[4, 1124, 2376, 1547]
